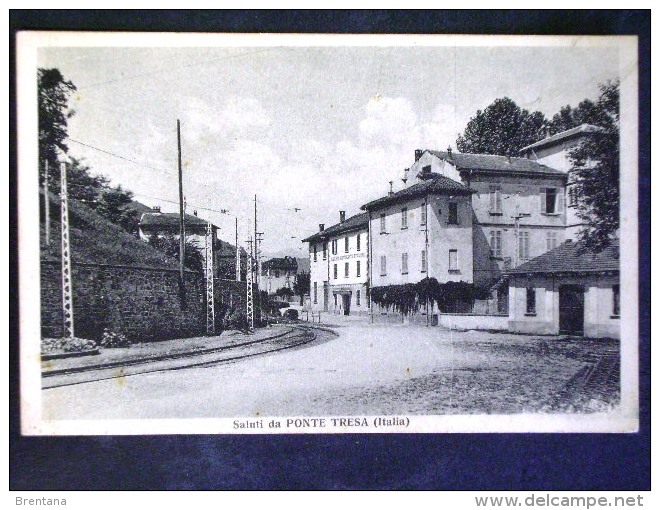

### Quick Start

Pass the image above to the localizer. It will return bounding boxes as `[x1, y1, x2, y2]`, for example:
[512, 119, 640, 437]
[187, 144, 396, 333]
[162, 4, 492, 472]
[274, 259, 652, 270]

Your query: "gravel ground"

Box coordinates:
[42, 322, 620, 420]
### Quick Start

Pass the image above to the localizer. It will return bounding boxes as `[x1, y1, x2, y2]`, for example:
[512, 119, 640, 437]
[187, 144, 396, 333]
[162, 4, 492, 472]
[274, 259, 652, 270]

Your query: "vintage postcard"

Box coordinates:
[17, 32, 639, 434]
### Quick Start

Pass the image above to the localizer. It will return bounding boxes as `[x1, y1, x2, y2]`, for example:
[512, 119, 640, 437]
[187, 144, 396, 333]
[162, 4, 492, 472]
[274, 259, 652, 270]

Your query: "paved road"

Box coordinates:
[42, 322, 600, 420]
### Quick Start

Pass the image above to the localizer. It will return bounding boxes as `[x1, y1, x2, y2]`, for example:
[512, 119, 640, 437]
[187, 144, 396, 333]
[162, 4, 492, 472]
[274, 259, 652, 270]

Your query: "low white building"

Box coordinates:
[507, 239, 620, 338]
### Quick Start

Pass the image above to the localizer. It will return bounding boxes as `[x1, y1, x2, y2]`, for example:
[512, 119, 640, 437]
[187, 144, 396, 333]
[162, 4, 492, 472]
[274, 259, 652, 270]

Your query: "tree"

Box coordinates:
[293, 271, 310, 305]
[548, 97, 616, 135]
[275, 287, 295, 300]
[148, 234, 204, 272]
[38, 68, 77, 182]
[456, 97, 547, 157]
[565, 81, 620, 251]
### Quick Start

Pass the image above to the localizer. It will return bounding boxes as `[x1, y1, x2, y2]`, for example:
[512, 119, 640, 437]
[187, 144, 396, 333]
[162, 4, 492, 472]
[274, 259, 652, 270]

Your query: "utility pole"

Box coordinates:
[177, 119, 186, 305]
[235, 217, 241, 281]
[246, 237, 254, 332]
[205, 222, 215, 335]
[44, 160, 50, 246]
[253, 195, 259, 288]
[60, 161, 74, 340]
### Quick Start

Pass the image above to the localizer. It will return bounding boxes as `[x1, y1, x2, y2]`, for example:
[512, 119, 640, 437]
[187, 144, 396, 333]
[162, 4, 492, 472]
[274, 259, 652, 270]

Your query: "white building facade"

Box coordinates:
[303, 211, 369, 315]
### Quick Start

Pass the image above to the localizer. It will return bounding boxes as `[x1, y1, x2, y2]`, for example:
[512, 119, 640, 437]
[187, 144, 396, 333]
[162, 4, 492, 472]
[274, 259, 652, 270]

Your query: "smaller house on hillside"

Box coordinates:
[138, 206, 217, 247]
[138, 206, 245, 280]
[507, 239, 620, 338]
[262, 256, 298, 295]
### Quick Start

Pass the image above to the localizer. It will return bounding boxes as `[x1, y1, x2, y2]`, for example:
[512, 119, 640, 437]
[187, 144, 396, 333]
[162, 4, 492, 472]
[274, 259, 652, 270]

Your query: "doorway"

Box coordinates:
[559, 284, 584, 335]
[342, 293, 351, 316]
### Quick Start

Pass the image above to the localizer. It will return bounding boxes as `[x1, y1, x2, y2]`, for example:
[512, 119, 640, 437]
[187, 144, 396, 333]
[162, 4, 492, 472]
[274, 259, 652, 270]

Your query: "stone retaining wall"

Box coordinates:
[41, 261, 249, 342]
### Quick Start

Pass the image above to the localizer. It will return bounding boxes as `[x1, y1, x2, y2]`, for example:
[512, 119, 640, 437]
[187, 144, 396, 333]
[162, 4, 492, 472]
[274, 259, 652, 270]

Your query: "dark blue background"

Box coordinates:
[9, 10, 650, 490]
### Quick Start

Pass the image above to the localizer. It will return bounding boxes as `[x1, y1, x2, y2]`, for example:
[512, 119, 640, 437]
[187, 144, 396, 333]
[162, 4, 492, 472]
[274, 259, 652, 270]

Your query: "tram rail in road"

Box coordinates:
[42, 324, 337, 390]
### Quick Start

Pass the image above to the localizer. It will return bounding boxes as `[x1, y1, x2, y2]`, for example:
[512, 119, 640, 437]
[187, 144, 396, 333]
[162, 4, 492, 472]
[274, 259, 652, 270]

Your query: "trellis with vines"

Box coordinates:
[370, 277, 476, 315]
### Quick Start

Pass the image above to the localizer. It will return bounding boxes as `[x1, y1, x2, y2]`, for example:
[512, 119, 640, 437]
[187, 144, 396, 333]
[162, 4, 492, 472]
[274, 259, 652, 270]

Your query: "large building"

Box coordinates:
[301, 124, 618, 336]
[302, 211, 369, 315]
[362, 173, 475, 295]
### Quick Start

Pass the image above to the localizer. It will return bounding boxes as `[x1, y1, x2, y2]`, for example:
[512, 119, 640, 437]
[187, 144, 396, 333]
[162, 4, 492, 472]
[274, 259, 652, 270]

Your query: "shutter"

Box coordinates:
[525, 233, 530, 259]
[557, 189, 565, 215]
[540, 188, 547, 213]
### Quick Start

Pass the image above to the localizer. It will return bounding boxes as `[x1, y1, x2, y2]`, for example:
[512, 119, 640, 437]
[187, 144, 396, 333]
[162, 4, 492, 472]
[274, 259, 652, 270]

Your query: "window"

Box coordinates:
[313, 244, 317, 262]
[344, 262, 349, 278]
[542, 187, 563, 214]
[322, 241, 327, 260]
[448, 249, 458, 272]
[401, 252, 408, 274]
[489, 186, 502, 214]
[356, 290, 361, 306]
[380, 213, 387, 233]
[518, 231, 530, 261]
[356, 260, 361, 277]
[401, 207, 408, 229]
[612, 284, 620, 317]
[333, 264, 338, 279]
[331, 239, 337, 255]
[421, 202, 427, 226]
[380, 255, 387, 276]
[344, 236, 349, 253]
[334, 294, 337, 306]
[489, 230, 502, 258]
[356, 234, 361, 251]
[526, 287, 536, 314]
[275, 270, 280, 278]
[313, 282, 318, 304]
[448, 202, 459, 224]
[546, 231, 558, 251]
[421, 250, 427, 273]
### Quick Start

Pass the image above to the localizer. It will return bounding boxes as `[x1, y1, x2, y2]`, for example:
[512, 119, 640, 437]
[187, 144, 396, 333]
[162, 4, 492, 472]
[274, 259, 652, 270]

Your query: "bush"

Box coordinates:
[62, 337, 98, 353]
[99, 328, 131, 348]
[227, 308, 247, 330]
[41, 337, 64, 354]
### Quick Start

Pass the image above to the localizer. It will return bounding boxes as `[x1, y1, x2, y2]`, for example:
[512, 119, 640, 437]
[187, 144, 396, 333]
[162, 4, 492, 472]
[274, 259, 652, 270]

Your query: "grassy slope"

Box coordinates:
[40, 191, 180, 269]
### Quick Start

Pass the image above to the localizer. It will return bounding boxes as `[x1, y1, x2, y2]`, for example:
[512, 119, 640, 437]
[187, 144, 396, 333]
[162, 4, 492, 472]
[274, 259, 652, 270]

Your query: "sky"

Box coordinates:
[38, 38, 620, 258]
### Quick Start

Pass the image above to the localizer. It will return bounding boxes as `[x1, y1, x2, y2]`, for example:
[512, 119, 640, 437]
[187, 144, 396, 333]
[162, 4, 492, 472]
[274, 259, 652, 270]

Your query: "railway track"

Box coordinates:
[42, 324, 335, 390]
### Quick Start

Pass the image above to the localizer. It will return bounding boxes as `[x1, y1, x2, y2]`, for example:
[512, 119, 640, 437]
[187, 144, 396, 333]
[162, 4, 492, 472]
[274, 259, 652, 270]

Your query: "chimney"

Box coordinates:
[388, 181, 394, 196]
[402, 168, 409, 186]
[152, 206, 161, 213]
[339, 210, 346, 223]
[446, 145, 454, 164]
[193, 210, 198, 216]
[414, 149, 423, 161]
[319, 223, 325, 232]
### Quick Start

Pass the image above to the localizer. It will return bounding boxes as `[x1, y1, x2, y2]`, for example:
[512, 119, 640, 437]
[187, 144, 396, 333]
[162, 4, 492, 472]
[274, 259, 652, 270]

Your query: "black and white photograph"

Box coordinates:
[17, 32, 639, 435]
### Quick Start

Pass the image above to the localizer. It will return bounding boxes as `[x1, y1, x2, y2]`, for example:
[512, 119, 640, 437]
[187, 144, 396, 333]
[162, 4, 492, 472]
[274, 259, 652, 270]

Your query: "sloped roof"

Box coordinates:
[302, 212, 369, 243]
[361, 175, 473, 212]
[427, 150, 565, 176]
[508, 239, 619, 275]
[263, 257, 298, 271]
[518, 124, 606, 154]
[139, 212, 211, 229]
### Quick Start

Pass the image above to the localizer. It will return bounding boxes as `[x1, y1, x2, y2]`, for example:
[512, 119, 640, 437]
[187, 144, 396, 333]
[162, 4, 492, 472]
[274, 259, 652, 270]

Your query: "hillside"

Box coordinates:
[40, 191, 180, 269]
